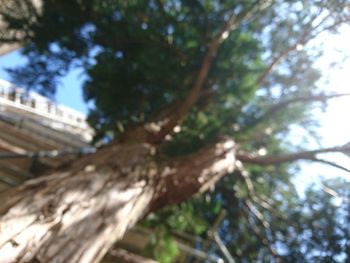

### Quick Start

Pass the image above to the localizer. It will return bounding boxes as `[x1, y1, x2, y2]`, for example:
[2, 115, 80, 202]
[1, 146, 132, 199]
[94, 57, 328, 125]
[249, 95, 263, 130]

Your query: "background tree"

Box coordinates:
[172, 177, 350, 262]
[0, 0, 350, 262]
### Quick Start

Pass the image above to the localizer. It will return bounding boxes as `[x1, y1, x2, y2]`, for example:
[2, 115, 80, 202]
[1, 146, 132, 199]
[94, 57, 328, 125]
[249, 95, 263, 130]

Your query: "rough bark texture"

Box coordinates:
[0, 140, 236, 263]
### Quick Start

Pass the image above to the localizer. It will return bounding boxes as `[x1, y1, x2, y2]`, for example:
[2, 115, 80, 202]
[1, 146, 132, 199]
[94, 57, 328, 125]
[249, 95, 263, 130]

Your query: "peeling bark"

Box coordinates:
[0, 140, 236, 263]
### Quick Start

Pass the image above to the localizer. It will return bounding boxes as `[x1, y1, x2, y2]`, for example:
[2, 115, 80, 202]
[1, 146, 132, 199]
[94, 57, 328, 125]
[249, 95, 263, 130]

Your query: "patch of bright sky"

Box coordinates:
[315, 27, 350, 146]
[0, 50, 88, 114]
[294, 24, 350, 195]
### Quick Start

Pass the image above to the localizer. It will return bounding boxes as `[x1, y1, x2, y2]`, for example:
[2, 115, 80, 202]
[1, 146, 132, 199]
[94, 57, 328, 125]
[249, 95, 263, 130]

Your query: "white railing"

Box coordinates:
[0, 79, 93, 141]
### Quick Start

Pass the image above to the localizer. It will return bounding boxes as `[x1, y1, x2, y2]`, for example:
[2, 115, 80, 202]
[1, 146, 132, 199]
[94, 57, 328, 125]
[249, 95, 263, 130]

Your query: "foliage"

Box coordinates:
[144, 201, 208, 235]
[2, 0, 263, 143]
[145, 227, 179, 263]
[159, 175, 350, 262]
[1, 0, 350, 262]
[1, 0, 339, 148]
[279, 179, 350, 262]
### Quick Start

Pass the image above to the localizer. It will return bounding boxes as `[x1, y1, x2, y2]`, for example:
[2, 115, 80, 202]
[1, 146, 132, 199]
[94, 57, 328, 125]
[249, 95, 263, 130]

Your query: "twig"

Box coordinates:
[241, 204, 284, 262]
[307, 157, 350, 173]
[260, 93, 350, 120]
[213, 232, 236, 263]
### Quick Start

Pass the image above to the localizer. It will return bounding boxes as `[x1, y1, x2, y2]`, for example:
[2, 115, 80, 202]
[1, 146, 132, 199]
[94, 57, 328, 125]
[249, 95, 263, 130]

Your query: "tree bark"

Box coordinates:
[0, 140, 236, 263]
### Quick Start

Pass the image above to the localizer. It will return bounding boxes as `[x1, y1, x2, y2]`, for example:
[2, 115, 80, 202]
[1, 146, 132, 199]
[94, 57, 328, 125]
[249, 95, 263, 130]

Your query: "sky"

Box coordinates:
[0, 51, 88, 114]
[292, 25, 350, 193]
[314, 25, 350, 146]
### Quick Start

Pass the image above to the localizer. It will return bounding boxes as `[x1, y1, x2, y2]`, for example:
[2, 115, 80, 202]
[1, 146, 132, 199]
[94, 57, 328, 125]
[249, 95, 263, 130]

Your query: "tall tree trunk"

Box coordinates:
[0, 140, 236, 263]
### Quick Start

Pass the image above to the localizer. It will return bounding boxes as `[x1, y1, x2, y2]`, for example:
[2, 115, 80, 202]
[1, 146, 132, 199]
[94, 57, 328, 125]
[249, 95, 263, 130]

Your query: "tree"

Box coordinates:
[281, 178, 350, 262]
[193, 176, 350, 262]
[157, 174, 350, 262]
[0, 0, 350, 262]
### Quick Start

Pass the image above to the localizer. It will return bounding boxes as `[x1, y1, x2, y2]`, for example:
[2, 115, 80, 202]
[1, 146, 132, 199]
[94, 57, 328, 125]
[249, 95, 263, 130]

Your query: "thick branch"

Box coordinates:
[152, 1, 271, 143]
[150, 140, 236, 210]
[237, 145, 350, 166]
[151, 25, 235, 143]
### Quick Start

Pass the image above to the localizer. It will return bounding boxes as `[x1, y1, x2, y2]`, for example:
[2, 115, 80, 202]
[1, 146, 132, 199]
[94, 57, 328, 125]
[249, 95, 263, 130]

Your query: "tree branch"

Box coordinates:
[308, 157, 350, 173]
[151, 1, 272, 143]
[256, 5, 347, 86]
[241, 204, 283, 262]
[235, 163, 275, 211]
[194, 209, 227, 263]
[256, 44, 297, 86]
[260, 93, 350, 119]
[213, 232, 236, 263]
[237, 144, 350, 166]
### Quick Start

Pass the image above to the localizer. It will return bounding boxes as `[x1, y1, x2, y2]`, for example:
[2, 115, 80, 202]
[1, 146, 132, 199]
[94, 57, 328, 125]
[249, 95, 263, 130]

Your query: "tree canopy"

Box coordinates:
[1, 0, 350, 262]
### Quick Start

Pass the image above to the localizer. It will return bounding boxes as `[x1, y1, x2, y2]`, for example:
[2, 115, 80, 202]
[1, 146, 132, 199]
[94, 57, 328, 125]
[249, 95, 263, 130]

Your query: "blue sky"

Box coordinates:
[0, 50, 89, 114]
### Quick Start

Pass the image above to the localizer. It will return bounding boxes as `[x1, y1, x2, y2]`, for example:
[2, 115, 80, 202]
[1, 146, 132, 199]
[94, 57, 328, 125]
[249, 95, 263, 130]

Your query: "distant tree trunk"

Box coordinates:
[0, 140, 236, 263]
